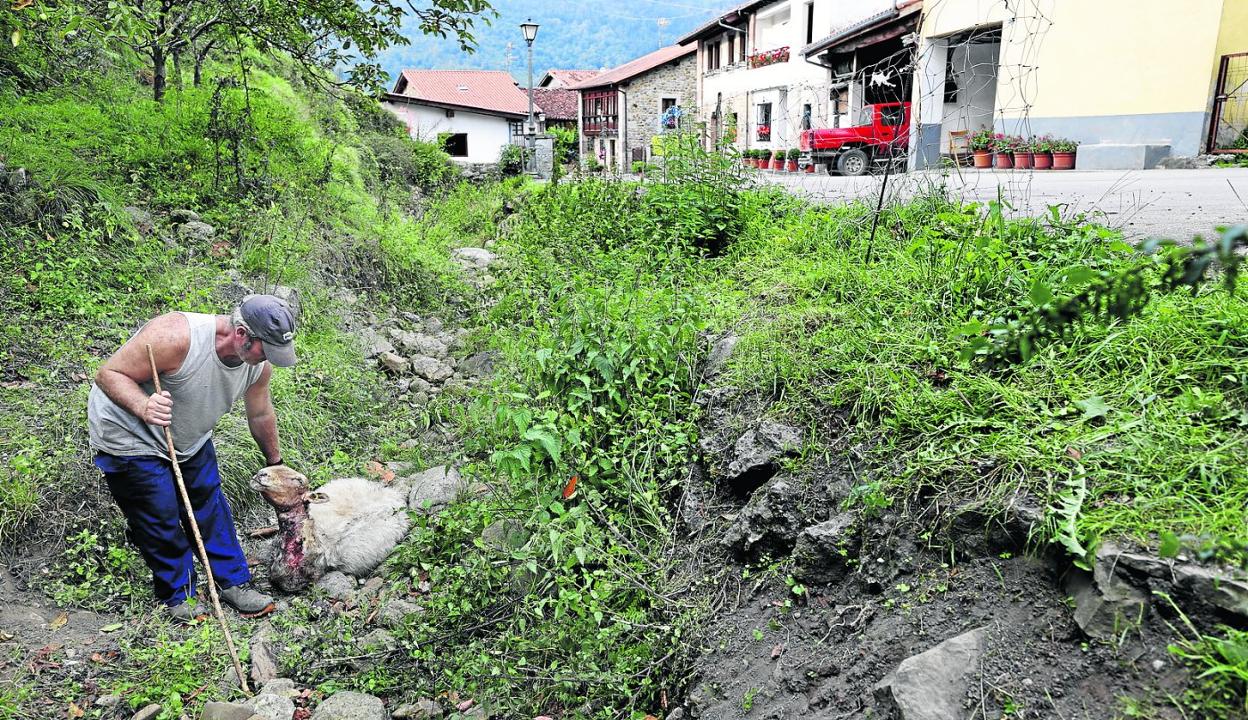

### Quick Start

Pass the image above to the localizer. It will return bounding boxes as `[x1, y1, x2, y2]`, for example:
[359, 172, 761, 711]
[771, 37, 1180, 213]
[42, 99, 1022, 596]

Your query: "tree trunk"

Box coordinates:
[172, 47, 183, 92]
[152, 43, 167, 102]
[194, 39, 216, 87]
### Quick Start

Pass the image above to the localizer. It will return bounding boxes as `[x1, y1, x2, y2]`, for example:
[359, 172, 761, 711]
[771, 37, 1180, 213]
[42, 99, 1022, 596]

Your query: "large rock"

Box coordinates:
[379, 599, 423, 628]
[791, 514, 858, 584]
[316, 571, 357, 601]
[720, 421, 803, 494]
[874, 626, 988, 720]
[124, 206, 155, 236]
[199, 702, 255, 720]
[132, 705, 162, 720]
[452, 247, 498, 270]
[704, 335, 739, 377]
[720, 476, 804, 557]
[170, 208, 201, 224]
[249, 621, 279, 686]
[392, 699, 443, 719]
[1066, 553, 1149, 640]
[410, 356, 454, 383]
[379, 352, 410, 375]
[245, 692, 296, 720]
[1103, 543, 1248, 621]
[311, 691, 387, 720]
[178, 220, 217, 243]
[395, 334, 447, 360]
[407, 466, 462, 511]
[457, 351, 498, 378]
[359, 328, 395, 358]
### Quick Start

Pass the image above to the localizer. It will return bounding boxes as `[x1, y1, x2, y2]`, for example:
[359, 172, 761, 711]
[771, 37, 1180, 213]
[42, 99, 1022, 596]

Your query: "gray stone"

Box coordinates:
[378, 598, 423, 628]
[458, 352, 497, 378]
[403, 334, 448, 359]
[722, 421, 803, 489]
[410, 377, 432, 394]
[170, 208, 201, 224]
[792, 514, 858, 584]
[359, 328, 395, 358]
[244, 693, 296, 720]
[704, 335, 739, 377]
[124, 206, 155, 235]
[720, 477, 804, 557]
[392, 699, 442, 719]
[410, 356, 453, 383]
[6, 167, 28, 191]
[452, 247, 498, 271]
[311, 691, 387, 720]
[874, 627, 988, 720]
[201, 702, 256, 720]
[1171, 563, 1248, 620]
[178, 220, 217, 243]
[379, 352, 410, 375]
[356, 628, 397, 653]
[249, 632, 279, 687]
[481, 519, 528, 553]
[95, 695, 121, 708]
[316, 571, 357, 600]
[424, 318, 444, 334]
[407, 465, 462, 512]
[132, 705, 163, 720]
[411, 391, 430, 407]
[1158, 155, 1217, 169]
[259, 678, 298, 698]
[1066, 562, 1148, 640]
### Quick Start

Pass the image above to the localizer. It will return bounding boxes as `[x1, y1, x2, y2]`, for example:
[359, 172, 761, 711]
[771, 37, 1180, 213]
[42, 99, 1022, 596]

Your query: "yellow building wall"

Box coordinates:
[921, 0, 1226, 119]
[1214, 0, 1248, 69]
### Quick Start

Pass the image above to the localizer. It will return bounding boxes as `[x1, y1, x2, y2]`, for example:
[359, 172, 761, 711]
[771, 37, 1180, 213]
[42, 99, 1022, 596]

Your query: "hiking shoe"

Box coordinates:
[219, 582, 276, 618]
[166, 600, 207, 625]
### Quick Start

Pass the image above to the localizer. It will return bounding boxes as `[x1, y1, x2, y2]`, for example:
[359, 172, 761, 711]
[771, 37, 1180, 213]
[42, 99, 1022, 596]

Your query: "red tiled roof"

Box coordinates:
[539, 69, 601, 88]
[389, 70, 533, 117]
[568, 44, 696, 90]
[533, 88, 578, 120]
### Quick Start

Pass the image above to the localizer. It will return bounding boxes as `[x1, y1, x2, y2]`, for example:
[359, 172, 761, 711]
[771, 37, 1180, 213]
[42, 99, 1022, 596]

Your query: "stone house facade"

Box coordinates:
[571, 44, 697, 172]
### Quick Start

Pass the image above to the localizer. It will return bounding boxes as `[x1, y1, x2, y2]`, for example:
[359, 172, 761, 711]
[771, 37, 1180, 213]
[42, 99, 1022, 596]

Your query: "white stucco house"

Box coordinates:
[679, 0, 919, 155]
[382, 69, 544, 164]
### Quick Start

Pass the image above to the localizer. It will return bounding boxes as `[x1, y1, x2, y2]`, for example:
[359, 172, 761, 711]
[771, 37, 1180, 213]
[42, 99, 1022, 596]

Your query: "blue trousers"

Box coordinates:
[94, 441, 251, 606]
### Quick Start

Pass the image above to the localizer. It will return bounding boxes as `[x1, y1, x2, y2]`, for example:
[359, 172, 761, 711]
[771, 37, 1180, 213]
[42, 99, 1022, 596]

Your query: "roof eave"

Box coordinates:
[382, 93, 532, 120]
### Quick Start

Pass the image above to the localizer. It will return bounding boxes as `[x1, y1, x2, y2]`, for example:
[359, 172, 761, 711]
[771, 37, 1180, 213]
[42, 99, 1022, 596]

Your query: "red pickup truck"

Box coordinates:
[799, 102, 910, 176]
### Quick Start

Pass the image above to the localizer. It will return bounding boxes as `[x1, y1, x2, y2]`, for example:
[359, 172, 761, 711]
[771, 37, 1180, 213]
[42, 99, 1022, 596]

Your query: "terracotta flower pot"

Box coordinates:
[994, 152, 1013, 170]
[804, 163, 816, 173]
[1053, 151, 1076, 170]
[1033, 152, 1052, 170]
[972, 151, 992, 168]
[1013, 151, 1033, 169]
[771, 157, 784, 171]
[786, 160, 799, 172]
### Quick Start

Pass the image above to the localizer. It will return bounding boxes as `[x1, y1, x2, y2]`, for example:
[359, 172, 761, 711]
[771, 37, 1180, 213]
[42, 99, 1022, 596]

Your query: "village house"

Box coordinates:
[909, 0, 1248, 169]
[533, 70, 600, 131]
[381, 69, 542, 164]
[570, 45, 697, 172]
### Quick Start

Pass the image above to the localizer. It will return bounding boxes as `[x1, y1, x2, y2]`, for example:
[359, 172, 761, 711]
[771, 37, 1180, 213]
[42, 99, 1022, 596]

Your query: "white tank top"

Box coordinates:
[87, 313, 266, 460]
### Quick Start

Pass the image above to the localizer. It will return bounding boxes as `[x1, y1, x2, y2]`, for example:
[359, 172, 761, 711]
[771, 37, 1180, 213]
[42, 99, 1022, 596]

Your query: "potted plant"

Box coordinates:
[1052, 137, 1078, 169]
[992, 134, 1013, 169]
[969, 127, 994, 168]
[1012, 136, 1033, 170]
[786, 148, 800, 172]
[1032, 135, 1053, 169]
[771, 149, 785, 171]
[755, 149, 767, 168]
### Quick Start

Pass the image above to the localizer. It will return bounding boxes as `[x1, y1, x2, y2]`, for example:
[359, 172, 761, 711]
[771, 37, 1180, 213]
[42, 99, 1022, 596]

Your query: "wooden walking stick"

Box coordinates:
[146, 344, 251, 695]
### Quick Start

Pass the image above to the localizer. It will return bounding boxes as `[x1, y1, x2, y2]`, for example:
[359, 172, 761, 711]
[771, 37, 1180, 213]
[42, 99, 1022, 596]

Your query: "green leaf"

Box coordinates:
[10, 28, 21, 47]
[1158, 532, 1181, 558]
[523, 428, 561, 465]
[1029, 279, 1053, 307]
[1074, 395, 1112, 420]
[99, 623, 124, 633]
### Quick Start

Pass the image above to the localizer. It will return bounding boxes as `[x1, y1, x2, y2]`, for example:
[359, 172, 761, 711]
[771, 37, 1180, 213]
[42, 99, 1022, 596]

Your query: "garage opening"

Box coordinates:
[937, 25, 1001, 158]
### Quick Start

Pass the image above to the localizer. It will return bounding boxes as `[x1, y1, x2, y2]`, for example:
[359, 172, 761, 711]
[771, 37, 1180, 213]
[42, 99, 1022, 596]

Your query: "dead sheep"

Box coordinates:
[249, 465, 411, 593]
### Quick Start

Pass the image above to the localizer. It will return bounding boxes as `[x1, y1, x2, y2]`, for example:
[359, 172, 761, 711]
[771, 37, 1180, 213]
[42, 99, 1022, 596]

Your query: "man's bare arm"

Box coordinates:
[94, 313, 190, 426]
[244, 364, 281, 464]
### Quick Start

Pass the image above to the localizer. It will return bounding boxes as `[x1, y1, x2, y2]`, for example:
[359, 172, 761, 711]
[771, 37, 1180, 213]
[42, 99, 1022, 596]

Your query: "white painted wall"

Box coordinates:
[695, 0, 907, 153]
[382, 101, 516, 164]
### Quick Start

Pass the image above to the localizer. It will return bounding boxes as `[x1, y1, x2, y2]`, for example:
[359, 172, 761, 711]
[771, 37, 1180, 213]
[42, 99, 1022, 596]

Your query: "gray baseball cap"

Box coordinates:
[239, 294, 298, 367]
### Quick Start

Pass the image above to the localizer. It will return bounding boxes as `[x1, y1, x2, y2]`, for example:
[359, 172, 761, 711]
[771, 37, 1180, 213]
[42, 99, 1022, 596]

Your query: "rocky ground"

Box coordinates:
[3, 218, 1247, 720]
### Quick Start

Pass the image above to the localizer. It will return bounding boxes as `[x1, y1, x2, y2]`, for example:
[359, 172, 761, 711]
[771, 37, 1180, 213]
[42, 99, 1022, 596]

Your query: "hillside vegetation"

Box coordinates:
[2, 33, 1247, 720]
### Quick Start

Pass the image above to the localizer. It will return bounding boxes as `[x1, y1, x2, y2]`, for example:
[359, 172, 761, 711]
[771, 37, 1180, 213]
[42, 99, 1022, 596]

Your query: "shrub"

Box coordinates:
[787, 148, 801, 160]
[499, 143, 527, 176]
[363, 132, 457, 190]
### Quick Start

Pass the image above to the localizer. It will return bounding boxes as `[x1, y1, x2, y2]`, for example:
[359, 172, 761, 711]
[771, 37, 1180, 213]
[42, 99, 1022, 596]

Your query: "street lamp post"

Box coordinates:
[520, 19, 540, 174]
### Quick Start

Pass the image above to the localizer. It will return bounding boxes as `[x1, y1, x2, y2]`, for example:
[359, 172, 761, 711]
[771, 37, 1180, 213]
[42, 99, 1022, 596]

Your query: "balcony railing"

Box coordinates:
[748, 46, 790, 69]
[583, 116, 619, 136]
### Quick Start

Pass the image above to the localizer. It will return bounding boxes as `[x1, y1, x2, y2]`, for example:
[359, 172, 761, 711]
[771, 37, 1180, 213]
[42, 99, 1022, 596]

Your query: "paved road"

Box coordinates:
[762, 167, 1248, 241]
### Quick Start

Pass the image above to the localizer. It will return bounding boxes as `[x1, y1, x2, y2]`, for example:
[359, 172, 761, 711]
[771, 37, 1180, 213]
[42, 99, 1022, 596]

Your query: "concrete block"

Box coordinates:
[1076, 144, 1171, 170]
